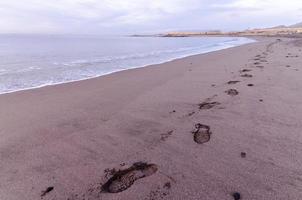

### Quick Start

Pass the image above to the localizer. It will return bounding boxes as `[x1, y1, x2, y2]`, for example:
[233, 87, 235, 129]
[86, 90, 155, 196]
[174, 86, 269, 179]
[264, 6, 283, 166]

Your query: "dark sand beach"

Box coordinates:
[0, 37, 302, 200]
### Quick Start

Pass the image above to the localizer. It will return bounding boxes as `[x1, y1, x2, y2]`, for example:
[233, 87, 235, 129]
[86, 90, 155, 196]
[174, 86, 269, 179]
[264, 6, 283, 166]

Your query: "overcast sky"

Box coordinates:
[0, 0, 301, 34]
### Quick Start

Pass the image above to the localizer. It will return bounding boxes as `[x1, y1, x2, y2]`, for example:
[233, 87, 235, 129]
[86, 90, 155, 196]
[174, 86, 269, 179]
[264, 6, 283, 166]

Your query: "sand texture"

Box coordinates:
[0, 37, 302, 200]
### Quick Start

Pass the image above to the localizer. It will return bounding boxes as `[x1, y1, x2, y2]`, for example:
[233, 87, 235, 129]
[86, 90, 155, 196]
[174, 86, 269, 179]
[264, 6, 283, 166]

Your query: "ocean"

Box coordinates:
[0, 34, 254, 94]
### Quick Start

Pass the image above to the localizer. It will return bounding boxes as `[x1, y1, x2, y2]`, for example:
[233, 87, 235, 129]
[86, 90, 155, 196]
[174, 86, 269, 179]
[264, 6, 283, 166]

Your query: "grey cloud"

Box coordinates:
[0, 0, 300, 34]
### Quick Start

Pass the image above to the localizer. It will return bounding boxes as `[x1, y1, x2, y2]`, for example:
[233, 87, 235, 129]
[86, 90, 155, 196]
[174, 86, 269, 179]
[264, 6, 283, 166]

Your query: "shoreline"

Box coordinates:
[1, 36, 302, 200]
[0, 37, 254, 96]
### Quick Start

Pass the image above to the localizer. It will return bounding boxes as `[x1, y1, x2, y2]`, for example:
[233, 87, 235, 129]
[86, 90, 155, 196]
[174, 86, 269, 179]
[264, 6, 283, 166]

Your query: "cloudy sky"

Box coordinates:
[0, 0, 301, 34]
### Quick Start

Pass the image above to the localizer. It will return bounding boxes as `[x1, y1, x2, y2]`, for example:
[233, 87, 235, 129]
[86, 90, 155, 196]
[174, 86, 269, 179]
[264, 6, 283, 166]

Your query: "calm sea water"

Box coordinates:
[0, 34, 254, 94]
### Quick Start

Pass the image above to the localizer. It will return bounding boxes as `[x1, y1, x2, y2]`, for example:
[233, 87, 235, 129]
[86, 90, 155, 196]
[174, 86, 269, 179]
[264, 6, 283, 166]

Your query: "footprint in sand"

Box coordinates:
[102, 162, 158, 193]
[241, 74, 253, 78]
[227, 81, 240, 85]
[254, 56, 267, 64]
[187, 111, 196, 116]
[192, 123, 212, 144]
[145, 182, 172, 200]
[240, 69, 252, 73]
[198, 101, 221, 110]
[161, 130, 173, 141]
[255, 54, 266, 58]
[225, 89, 239, 96]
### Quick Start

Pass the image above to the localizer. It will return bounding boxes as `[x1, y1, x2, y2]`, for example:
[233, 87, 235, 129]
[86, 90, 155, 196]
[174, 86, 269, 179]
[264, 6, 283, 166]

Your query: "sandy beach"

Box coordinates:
[1, 37, 302, 200]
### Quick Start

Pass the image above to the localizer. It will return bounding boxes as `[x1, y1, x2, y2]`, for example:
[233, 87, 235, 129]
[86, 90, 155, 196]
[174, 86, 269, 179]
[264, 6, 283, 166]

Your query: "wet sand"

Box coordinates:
[0, 37, 302, 200]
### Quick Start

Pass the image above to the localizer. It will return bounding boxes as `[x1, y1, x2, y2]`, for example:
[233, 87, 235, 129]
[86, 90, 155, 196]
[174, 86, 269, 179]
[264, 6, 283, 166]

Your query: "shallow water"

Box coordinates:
[0, 34, 254, 94]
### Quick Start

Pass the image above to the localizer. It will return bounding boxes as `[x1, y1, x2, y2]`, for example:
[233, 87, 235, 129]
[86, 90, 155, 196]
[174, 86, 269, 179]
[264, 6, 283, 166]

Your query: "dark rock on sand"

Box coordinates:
[232, 192, 241, 200]
[41, 186, 54, 197]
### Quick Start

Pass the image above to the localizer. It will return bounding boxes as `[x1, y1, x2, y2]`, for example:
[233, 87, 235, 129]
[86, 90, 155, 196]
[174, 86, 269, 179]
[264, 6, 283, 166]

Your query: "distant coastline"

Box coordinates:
[132, 26, 302, 38]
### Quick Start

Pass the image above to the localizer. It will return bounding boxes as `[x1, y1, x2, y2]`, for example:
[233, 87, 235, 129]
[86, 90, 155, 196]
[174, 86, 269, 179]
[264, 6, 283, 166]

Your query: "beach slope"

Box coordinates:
[0, 37, 302, 200]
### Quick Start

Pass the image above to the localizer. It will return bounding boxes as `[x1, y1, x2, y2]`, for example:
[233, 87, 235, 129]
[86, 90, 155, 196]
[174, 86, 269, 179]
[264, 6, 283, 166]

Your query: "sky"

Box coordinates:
[0, 0, 301, 34]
